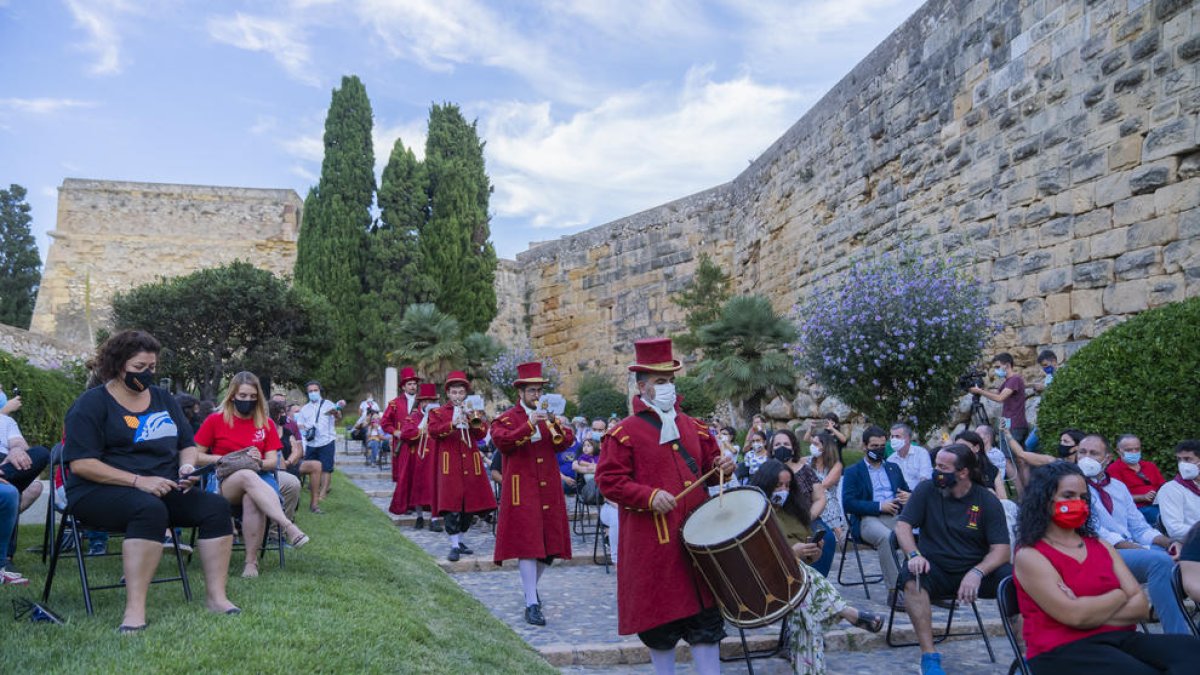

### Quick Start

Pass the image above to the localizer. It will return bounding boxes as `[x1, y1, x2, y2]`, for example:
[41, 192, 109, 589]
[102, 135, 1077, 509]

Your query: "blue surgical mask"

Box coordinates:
[1042, 365, 1055, 375]
[1123, 452, 1142, 465]
[994, 367, 1006, 378]
[308, 391, 320, 403]
[0, 391, 6, 409]
[590, 431, 603, 442]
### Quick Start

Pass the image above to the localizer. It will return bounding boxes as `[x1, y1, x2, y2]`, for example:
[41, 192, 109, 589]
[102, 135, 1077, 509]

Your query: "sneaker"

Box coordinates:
[920, 652, 945, 675]
[87, 541, 107, 556]
[0, 568, 30, 586]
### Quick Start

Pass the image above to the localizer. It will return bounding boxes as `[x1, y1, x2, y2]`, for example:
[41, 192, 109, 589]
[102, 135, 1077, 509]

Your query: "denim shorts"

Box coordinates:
[305, 441, 336, 473]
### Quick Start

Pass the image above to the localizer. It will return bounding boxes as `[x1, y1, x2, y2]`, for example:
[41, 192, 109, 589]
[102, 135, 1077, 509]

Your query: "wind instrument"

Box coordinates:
[539, 399, 565, 445]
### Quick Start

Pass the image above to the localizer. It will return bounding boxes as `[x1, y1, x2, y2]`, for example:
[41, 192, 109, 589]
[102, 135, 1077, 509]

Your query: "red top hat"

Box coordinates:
[628, 338, 682, 373]
[512, 362, 549, 388]
[445, 371, 470, 390]
[416, 383, 438, 400]
[399, 366, 419, 385]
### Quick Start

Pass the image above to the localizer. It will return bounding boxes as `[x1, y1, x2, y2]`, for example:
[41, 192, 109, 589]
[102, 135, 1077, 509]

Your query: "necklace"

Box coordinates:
[1044, 535, 1084, 549]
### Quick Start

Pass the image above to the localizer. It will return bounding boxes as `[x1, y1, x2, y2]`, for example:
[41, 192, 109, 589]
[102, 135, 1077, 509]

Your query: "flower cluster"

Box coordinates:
[791, 247, 999, 434]
[486, 348, 560, 404]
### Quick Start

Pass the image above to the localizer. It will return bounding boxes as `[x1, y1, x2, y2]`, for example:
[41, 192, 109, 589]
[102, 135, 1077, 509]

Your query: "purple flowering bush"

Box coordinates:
[791, 248, 998, 435]
[487, 348, 560, 403]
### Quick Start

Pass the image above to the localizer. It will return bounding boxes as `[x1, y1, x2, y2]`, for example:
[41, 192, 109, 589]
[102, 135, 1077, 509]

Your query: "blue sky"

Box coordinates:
[1, 0, 923, 262]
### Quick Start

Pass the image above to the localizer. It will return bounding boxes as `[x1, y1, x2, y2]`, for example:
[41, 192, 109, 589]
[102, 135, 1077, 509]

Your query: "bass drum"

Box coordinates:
[681, 487, 809, 628]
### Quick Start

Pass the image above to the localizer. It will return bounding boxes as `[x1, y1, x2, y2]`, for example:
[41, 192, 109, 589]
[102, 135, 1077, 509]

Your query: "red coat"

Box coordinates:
[596, 398, 722, 635]
[381, 394, 414, 482]
[490, 405, 575, 563]
[429, 405, 496, 515]
[389, 407, 437, 514]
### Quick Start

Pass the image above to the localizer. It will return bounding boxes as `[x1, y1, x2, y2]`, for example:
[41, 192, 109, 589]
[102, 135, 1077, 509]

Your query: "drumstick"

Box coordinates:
[674, 465, 723, 500]
[718, 467, 725, 507]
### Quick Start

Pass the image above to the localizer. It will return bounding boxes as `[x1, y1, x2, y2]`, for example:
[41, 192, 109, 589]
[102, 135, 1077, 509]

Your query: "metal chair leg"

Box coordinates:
[41, 511, 68, 603]
[171, 536, 192, 602]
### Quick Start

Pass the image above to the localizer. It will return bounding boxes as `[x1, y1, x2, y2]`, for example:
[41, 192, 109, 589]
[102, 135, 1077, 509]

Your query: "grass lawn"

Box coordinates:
[1, 473, 556, 674]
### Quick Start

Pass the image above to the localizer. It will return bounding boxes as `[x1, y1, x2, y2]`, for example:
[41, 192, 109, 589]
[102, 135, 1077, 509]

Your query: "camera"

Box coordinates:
[957, 369, 985, 392]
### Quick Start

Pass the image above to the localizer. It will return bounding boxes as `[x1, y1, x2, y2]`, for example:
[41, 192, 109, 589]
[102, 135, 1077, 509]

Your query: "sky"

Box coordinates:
[0, 0, 924, 263]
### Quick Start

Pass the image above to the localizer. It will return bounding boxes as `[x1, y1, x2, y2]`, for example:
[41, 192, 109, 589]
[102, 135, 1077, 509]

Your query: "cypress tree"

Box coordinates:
[0, 184, 41, 329]
[294, 75, 375, 391]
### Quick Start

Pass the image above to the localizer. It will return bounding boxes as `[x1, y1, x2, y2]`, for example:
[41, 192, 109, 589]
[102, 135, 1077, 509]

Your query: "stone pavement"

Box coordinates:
[335, 439, 1011, 674]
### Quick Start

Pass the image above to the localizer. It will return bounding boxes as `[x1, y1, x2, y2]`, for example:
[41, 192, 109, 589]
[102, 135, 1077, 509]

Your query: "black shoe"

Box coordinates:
[457, 543, 474, 555]
[414, 516, 425, 530]
[524, 603, 546, 626]
[430, 520, 444, 533]
[447, 547, 461, 562]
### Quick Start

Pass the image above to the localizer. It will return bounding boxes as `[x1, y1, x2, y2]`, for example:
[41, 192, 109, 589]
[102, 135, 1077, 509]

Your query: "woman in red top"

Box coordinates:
[1014, 462, 1197, 673]
[194, 372, 310, 578]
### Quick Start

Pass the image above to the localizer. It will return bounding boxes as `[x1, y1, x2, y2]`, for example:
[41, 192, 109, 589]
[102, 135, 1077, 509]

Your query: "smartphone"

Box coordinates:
[10, 387, 19, 397]
[810, 529, 828, 544]
[182, 463, 217, 480]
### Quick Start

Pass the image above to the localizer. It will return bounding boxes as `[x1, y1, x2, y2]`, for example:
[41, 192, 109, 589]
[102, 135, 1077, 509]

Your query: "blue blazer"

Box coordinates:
[842, 460, 910, 542]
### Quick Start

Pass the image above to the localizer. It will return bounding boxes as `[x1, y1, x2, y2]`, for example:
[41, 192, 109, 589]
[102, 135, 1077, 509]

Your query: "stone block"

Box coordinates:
[1071, 288, 1104, 318]
[1112, 195, 1156, 226]
[993, 254, 1021, 280]
[1073, 259, 1114, 287]
[1148, 273, 1186, 306]
[1022, 250, 1055, 274]
[1046, 292, 1071, 322]
[763, 396, 793, 420]
[1129, 164, 1173, 195]
[1108, 135, 1143, 170]
[1039, 216, 1073, 245]
[1071, 151, 1107, 183]
[1182, 153, 1200, 180]
[1114, 246, 1161, 279]
[1103, 279, 1149, 314]
[1143, 116, 1197, 161]
[1021, 323, 1053, 344]
[1154, 178, 1200, 215]
[1038, 267, 1073, 294]
[1074, 208, 1112, 237]
[1021, 297, 1046, 324]
[1164, 239, 1199, 273]
[1181, 207, 1200, 238]
[1128, 216, 1178, 248]
[1089, 226, 1129, 259]
[1050, 320, 1076, 343]
[1055, 185, 1095, 215]
[1095, 171, 1132, 206]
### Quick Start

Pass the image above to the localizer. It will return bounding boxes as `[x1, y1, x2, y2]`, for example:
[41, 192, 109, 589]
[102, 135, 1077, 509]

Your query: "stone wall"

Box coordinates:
[504, 0, 1200, 403]
[30, 179, 302, 346]
[487, 258, 531, 350]
[0, 323, 90, 371]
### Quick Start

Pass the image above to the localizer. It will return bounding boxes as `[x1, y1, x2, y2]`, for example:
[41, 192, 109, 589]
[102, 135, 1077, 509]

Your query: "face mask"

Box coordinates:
[933, 469, 958, 489]
[865, 449, 884, 463]
[124, 369, 156, 392]
[590, 431, 603, 442]
[1042, 366, 1055, 375]
[771, 490, 789, 506]
[1122, 452, 1142, 465]
[773, 446, 793, 463]
[308, 391, 320, 403]
[1057, 443, 1076, 458]
[0, 391, 7, 409]
[751, 441, 765, 451]
[809, 444, 822, 457]
[1179, 462, 1200, 481]
[1051, 499, 1090, 529]
[994, 367, 1006, 379]
[1077, 456, 1103, 478]
[650, 382, 676, 412]
[889, 438, 905, 452]
[233, 399, 256, 416]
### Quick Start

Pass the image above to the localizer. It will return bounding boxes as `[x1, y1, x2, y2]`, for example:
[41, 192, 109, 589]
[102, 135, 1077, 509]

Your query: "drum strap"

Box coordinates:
[636, 411, 700, 477]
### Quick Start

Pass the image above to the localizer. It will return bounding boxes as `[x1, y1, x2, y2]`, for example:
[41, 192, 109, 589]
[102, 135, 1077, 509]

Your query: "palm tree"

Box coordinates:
[389, 304, 465, 383]
[462, 332, 504, 393]
[692, 295, 796, 417]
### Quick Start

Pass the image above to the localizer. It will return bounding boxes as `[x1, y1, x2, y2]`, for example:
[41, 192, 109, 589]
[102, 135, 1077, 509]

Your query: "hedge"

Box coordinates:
[0, 349, 86, 447]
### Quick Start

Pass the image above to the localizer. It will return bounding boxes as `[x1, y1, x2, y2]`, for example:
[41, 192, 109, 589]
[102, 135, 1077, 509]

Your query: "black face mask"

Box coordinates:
[933, 469, 958, 489]
[865, 448, 884, 463]
[1057, 443, 1076, 458]
[233, 399, 256, 416]
[124, 369, 155, 392]
[773, 446, 793, 463]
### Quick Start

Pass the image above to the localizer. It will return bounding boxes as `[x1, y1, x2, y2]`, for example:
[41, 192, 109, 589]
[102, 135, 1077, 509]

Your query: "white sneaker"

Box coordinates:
[1, 568, 30, 586]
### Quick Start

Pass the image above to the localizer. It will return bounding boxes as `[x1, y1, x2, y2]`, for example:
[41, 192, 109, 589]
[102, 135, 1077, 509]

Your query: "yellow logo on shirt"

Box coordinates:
[124, 415, 140, 429]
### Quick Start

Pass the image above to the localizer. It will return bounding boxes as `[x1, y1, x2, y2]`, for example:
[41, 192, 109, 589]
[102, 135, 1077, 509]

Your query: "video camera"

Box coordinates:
[957, 368, 986, 393]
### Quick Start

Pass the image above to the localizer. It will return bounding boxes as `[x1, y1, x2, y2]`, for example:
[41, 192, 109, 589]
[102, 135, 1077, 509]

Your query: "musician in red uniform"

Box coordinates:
[596, 338, 735, 675]
[428, 371, 496, 562]
[490, 362, 575, 627]
[381, 366, 420, 483]
[389, 383, 442, 531]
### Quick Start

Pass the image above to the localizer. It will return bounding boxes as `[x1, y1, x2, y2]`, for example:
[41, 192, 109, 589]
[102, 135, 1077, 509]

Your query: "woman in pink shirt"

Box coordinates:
[1014, 462, 1198, 673]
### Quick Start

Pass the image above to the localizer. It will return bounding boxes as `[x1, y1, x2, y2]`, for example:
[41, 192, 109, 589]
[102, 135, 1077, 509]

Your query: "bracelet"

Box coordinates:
[906, 550, 921, 560]
[970, 567, 985, 578]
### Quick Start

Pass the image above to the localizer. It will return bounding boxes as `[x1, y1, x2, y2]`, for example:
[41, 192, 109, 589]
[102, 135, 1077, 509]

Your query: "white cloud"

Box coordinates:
[290, 164, 318, 183]
[373, 118, 427, 172]
[64, 0, 137, 75]
[207, 12, 318, 86]
[0, 98, 97, 114]
[281, 132, 323, 162]
[249, 115, 278, 135]
[40, 186, 58, 199]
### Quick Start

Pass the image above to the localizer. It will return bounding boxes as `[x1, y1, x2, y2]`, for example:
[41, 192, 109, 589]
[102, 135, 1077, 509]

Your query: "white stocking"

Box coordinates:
[648, 648, 675, 675]
[690, 643, 720, 675]
[518, 558, 539, 606]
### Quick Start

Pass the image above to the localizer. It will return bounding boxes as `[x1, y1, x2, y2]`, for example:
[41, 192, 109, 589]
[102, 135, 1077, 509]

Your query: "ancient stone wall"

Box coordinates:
[505, 0, 1200, 405]
[487, 259, 531, 350]
[30, 179, 303, 346]
[0, 323, 90, 371]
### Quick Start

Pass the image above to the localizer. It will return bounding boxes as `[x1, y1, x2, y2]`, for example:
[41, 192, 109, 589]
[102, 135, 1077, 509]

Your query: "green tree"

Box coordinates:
[671, 253, 732, 355]
[294, 75, 376, 391]
[389, 303, 466, 384]
[676, 375, 716, 418]
[0, 185, 42, 329]
[421, 104, 497, 334]
[111, 262, 336, 400]
[692, 295, 796, 416]
[462, 332, 504, 391]
[0, 349, 82, 446]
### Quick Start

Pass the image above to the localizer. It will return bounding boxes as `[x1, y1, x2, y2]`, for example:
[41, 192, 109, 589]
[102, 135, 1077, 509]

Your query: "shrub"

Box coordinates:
[575, 371, 621, 401]
[1038, 296, 1200, 470]
[677, 375, 715, 418]
[0, 349, 85, 447]
[578, 389, 628, 421]
[792, 247, 997, 436]
[487, 348, 560, 404]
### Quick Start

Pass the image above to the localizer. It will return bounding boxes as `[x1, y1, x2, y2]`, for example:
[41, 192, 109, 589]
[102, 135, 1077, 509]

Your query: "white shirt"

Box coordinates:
[1155, 479, 1200, 540]
[297, 399, 338, 448]
[887, 444, 932, 489]
[0, 414, 20, 457]
[1090, 478, 1159, 548]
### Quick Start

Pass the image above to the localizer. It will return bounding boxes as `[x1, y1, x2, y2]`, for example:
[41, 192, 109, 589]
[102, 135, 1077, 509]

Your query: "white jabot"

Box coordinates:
[405, 393, 416, 412]
[520, 402, 543, 443]
[643, 397, 680, 445]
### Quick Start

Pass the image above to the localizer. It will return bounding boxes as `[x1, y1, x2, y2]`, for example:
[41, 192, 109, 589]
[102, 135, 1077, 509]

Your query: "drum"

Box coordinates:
[681, 487, 810, 628]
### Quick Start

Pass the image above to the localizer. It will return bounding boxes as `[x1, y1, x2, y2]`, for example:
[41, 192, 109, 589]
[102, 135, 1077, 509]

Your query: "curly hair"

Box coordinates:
[748, 458, 812, 528]
[93, 330, 161, 382]
[1015, 461, 1097, 549]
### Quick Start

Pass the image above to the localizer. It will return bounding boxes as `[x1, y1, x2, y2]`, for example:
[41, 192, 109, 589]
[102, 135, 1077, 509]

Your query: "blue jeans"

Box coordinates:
[0, 482, 18, 568]
[812, 517, 836, 577]
[1137, 504, 1160, 530]
[367, 440, 383, 464]
[1118, 547, 1190, 635]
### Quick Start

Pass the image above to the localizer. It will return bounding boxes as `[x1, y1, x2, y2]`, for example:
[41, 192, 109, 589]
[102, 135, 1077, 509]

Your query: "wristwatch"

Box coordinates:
[906, 550, 921, 560]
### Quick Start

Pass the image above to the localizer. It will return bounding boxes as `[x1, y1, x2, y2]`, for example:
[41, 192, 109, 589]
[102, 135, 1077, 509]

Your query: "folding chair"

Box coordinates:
[189, 470, 285, 570]
[1172, 564, 1199, 637]
[718, 613, 792, 675]
[836, 528, 883, 599]
[592, 504, 611, 573]
[996, 576, 1031, 675]
[883, 532, 994, 662]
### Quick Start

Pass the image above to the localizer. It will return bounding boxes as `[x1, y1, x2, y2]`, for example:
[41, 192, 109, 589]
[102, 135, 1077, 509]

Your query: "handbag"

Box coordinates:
[215, 448, 263, 480]
[303, 401, 326, 442]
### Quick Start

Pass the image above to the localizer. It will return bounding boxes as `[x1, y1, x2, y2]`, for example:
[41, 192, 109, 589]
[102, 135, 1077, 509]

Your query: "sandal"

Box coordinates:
[853, 610, 884, 633]
[117, 623, 147, 634]
[287, 527, 310, 549]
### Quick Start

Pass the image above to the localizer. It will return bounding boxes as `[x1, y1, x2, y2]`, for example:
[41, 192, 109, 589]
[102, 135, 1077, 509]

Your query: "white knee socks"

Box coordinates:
[690, 643, 720, 675]
[648, 648, 675, 674]
[518, 558, 539, 606]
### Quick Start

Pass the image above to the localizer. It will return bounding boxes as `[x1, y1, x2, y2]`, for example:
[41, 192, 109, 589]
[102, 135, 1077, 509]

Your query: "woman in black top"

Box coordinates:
[64, 331, 238, 632]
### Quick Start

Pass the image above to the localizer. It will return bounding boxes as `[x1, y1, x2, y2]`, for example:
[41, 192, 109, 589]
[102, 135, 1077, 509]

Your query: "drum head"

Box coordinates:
[682, 487, 767, 547]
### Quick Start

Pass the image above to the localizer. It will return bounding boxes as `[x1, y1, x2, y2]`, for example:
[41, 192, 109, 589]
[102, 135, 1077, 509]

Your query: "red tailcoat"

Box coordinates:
[428, 405, 496, 516]
[389, 407, 437, 515]
[596, 398, 722, 635]
[490, 405, 575, 563]
[381, 394, 414, 482]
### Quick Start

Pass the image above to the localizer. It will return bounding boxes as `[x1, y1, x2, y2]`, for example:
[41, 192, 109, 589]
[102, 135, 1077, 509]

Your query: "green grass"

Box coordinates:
[1, 473, 555, 674]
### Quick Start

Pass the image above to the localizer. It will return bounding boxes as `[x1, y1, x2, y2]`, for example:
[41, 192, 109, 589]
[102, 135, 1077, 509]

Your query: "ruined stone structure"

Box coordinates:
[505, 0, 1200, 403]
[31, 179, 303, 346]
[0, 323, 90, 371]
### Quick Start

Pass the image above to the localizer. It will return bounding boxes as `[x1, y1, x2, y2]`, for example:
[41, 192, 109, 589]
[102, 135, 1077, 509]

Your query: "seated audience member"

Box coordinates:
[804, 430, 847, 543]
[557, 441, 577, 495]
[0, 394, 51, 568]
[1010, 428, 1085, 479]
[1106, 434, 1165, 526]
[842, 425, 912, 606]
[957, 429, 1018, 542]
[740, 428, 770, 479]
[974, 425, 1007, 478]
[1155, 440, 1200, 540]
[1179, 521, 1200, 605]
[63, 330, 238, 630]
[0, 479, 22, 585]
[886, 423, 932, 488]
[895, 445, 1012, 675]
[751, 453, 833, 576]
[1073, 434, 1191, 634]
[269, 401, 303, 521]
[1014, 462, 1199, 673]
[175, 393, 202, 434]
[363, 412, 387, 466]
[193, 371, 310, 578]
[571, 439, 598, 479]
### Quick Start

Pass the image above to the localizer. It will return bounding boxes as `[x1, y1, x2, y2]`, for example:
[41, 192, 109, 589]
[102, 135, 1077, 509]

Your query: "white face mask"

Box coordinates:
[650, 382, 676, 412]
[771, 490, 789, 506]
[1179, 462, 1200, 481]
[1078, 456, 1104, 478]
[809, 444, 822, 457]
[889, 438, 905, 452]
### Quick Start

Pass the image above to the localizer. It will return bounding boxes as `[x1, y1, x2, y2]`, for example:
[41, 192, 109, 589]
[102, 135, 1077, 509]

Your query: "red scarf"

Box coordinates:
[1174, 475, 1200, 499]
[1087, 474, 1114, 514]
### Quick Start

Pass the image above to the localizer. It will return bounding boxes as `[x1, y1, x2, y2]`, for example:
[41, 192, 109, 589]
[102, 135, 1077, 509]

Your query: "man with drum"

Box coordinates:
[596, 338, 735, 675]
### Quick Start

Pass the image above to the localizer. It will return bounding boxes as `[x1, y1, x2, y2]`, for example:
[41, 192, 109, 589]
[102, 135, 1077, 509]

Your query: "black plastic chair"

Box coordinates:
[1172, 564, 1199, 637]
[836, 526, 884, 599]
[592, 503, 611, 574]
[883, 532, 995, 662]
[996, 576, 1031, 675]
[189, 470, 285, 570]
[718, 613, 793, 675]
[571, 478, 598, 543]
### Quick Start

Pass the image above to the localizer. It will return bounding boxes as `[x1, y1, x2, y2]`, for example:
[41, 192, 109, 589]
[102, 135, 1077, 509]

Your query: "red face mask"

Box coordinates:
[1051, 499, 1089, 529]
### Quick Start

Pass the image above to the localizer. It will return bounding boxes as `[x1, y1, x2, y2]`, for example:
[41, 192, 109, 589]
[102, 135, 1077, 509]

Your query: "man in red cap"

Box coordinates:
[389, 383, 442, 531]
[490, 361, 575, 626]
[381, 367, 420, 483]
[428, 371, 496, 561]
[596, 337, 734, 675]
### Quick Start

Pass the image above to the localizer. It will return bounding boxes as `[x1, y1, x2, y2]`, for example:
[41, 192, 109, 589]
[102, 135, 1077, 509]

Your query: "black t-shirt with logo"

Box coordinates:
[898, 480, 1008, 574]
[63, 385, 194, 503]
